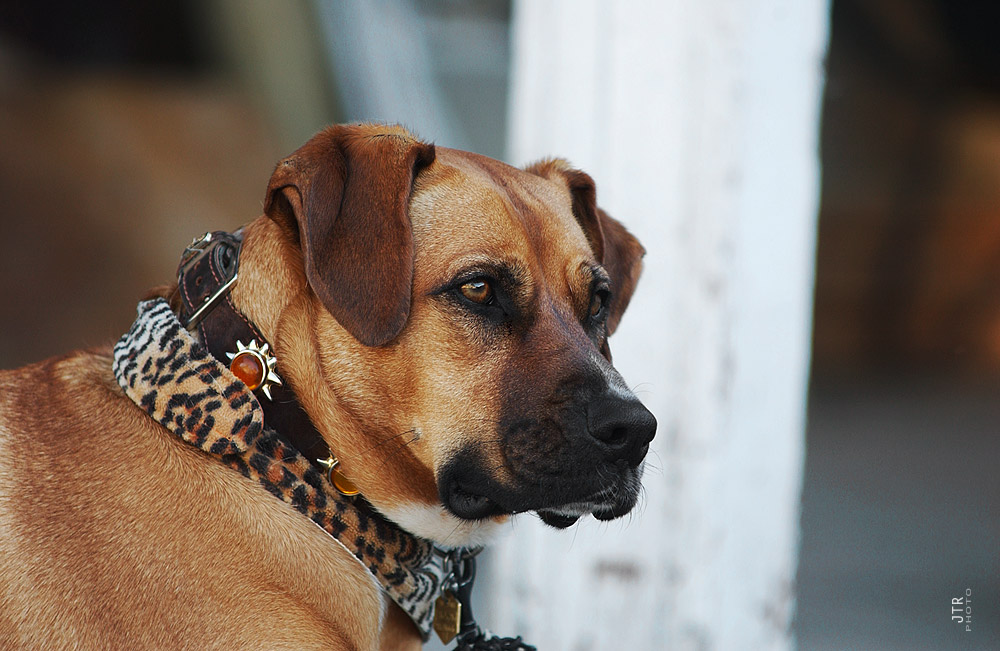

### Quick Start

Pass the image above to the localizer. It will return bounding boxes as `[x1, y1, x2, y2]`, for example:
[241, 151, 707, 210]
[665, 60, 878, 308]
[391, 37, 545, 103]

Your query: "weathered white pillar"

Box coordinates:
[483, 1, 829, 649]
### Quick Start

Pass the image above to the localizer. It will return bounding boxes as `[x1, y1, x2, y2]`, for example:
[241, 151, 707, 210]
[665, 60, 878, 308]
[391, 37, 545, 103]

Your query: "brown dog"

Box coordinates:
[0, 123, 655, 650]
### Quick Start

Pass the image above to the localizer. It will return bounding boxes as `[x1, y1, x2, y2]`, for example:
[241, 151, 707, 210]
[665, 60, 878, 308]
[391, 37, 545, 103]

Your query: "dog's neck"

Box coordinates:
[147, 231, 454, 639]
[123, 227, 535, 650]
[114, 293, 453, 640]
[219, 221, 483, 547]
[175, 228, 334, 478]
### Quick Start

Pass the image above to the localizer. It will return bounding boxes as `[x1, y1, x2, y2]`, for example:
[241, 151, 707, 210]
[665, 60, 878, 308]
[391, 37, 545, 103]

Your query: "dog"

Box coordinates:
[0, 123, 655, 650]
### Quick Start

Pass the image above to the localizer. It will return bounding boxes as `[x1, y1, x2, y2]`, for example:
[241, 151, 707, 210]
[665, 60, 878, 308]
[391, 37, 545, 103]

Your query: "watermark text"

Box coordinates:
[951, 588, 972, 632]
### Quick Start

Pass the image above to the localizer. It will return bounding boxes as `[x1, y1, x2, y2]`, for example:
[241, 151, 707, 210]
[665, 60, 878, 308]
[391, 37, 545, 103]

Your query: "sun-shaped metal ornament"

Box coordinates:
[226, 339, 282, 400]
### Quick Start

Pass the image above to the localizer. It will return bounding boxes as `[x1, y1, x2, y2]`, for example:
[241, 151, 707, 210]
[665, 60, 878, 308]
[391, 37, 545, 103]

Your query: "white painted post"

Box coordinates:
[481, 1, 829, 649]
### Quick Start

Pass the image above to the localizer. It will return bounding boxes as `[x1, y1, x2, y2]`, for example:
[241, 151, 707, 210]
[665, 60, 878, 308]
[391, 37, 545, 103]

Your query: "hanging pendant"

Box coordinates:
[226, 339, 282, 400]
[433, 591, 462, 644]
[317, 455, 361, 496]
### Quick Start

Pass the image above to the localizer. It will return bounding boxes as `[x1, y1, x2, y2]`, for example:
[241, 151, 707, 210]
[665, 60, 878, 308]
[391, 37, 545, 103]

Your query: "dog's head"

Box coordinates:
[259, 124, 655, 546]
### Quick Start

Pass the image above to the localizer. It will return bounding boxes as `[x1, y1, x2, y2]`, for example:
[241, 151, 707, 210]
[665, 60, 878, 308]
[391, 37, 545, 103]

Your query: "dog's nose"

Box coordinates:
[587, 395, 657, 467]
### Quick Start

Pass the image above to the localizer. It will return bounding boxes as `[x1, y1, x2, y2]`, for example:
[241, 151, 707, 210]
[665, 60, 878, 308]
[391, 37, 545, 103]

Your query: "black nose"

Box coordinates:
[587, 395, 657, 467]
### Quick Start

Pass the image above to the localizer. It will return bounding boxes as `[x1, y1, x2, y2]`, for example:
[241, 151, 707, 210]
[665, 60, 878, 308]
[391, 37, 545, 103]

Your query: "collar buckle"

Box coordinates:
[178, 231, 242, 330]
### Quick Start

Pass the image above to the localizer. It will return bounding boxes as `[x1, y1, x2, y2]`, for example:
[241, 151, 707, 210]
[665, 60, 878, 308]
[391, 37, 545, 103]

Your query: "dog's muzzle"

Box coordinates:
[439, 390, 656, 527]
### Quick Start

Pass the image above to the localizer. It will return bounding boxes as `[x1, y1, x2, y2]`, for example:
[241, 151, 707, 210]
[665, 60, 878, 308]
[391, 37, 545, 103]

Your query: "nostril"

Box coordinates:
[596, 425, 629, 448]
[588, 396, 657, 463]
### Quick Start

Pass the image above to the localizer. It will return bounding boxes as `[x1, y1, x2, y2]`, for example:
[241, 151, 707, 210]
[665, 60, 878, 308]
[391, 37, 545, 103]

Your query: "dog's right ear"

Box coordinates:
[264, 124, 436, 347]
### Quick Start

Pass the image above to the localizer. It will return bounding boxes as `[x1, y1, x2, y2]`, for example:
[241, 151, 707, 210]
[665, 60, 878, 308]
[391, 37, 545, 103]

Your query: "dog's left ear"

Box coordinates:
[264, 125, 436, 346]
[526, 160, 646, 335]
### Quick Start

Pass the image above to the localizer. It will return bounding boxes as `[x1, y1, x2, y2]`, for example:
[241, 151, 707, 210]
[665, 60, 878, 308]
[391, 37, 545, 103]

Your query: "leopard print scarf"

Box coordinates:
[112, 298, 447, 639]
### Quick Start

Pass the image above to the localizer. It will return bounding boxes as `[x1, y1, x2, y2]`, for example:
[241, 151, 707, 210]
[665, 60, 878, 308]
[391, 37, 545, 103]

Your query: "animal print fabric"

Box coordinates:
[113, 299, 446, 638]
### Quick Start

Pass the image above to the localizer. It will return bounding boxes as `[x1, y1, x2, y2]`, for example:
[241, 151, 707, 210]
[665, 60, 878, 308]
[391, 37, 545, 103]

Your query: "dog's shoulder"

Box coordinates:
[0, 348, 126, 441]
[0, 349, 388, 649]
[0, 347, 148, 532]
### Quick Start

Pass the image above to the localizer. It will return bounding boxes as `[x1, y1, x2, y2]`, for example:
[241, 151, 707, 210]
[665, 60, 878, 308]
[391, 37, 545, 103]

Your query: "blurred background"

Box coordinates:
[0, 0, 996, 649]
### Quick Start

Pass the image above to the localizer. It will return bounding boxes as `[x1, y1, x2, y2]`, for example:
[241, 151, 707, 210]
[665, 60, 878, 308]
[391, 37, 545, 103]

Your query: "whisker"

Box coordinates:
[642, 450, 665, 477]
[373, 433, 421, 471]
[441, 520, 466, 545]
[358, 429, 416, 456]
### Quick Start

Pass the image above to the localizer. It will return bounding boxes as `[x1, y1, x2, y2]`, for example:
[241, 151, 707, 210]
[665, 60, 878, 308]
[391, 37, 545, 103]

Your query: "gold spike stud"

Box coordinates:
[317, 455, 361, 496]
[226, 339, 282, 400]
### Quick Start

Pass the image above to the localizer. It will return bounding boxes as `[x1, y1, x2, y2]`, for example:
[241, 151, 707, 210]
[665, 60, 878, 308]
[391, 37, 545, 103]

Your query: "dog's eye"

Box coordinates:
[589, 289, 610, 321]
[459, 279, 494, 305]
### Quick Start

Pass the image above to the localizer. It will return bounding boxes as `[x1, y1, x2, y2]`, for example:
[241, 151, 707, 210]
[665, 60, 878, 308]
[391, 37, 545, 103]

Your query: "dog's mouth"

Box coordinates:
[535, 485, 639, 528]
[442, 470, 642, 529]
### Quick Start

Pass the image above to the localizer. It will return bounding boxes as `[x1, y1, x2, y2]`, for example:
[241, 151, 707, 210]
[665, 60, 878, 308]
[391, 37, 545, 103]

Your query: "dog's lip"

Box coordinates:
[544, 462, 650, 524]
[534, 486, 624, 528]
[536, 510, 580, 528]
[446, 482, 610, 524]
[590, 500, 636, 521]
[444, 480, 510, 520]
[440, 461, 644, 524]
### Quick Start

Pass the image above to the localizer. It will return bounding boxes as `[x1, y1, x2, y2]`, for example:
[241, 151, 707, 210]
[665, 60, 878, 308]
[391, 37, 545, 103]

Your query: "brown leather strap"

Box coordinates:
[176, 231, 332, 469]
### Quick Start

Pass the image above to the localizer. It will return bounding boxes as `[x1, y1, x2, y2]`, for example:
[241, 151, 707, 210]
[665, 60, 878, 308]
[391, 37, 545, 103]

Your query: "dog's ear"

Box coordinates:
[264, 125, 436, 346]
[594, 206, 645, 335]
[525, 160, 645, 336]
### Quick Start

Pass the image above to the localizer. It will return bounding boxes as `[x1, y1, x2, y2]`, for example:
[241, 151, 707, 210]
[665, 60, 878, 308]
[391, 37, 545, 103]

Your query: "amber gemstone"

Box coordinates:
[331, 469, 360, 496]
[230, 351, 265, 390]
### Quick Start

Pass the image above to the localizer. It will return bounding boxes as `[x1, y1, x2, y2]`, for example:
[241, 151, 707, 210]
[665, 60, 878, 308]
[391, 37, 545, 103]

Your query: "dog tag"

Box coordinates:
[433, 590, 462, 644]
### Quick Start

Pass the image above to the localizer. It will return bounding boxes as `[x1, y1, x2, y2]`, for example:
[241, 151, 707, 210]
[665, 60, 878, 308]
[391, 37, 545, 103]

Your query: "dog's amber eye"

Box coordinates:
[460, 279, 493, 304]
[589, 290, 609, 320]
